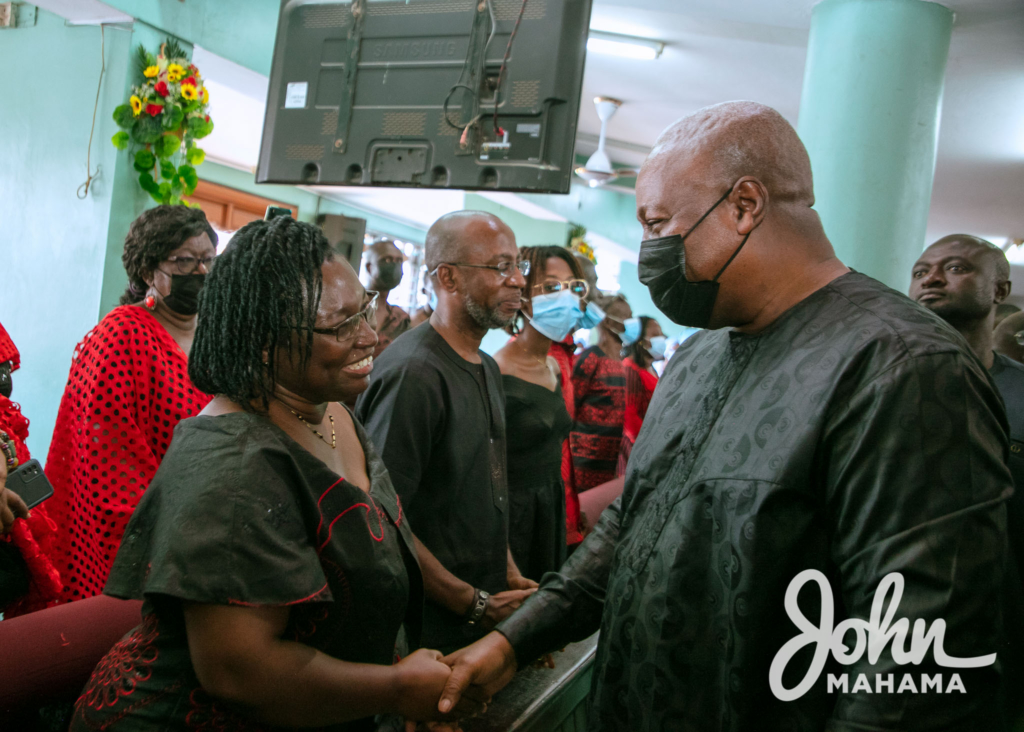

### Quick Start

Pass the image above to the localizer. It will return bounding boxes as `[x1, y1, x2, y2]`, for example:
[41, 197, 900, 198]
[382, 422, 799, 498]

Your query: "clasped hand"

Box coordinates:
[401, 632, 524, 732]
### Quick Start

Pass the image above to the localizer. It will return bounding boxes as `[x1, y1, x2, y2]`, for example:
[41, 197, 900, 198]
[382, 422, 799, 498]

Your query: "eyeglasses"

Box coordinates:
[533, 279, 589, 298]
[431, 261, 530, 279]
[163, 255, 216, 275]
[312, 291, 379, 343]
[1015, 330, 1024, 346]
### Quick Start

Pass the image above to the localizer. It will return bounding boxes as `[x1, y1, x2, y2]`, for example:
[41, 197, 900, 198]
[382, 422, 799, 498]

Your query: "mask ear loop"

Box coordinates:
[712, 232, 752, 283]
[675, 187, 734, 267]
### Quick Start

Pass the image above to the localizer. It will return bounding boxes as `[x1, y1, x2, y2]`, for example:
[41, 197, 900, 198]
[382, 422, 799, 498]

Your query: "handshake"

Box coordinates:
[395, 631, 526, 732]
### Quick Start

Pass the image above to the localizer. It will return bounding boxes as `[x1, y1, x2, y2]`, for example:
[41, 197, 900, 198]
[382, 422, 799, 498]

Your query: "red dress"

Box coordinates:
[547, 337, 580, 545]
[45, 306, 211, 603]
[0, 322, 62, 617]
[616, 356, 659, 476]
[567, 346, 625, 544]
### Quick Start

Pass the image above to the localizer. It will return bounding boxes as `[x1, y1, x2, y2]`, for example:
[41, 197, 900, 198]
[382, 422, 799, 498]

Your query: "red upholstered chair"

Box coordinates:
[0, 595, 142, 709]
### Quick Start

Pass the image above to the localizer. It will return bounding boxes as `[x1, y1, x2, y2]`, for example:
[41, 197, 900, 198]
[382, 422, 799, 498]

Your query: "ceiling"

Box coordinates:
[578, 0, 1024, 246]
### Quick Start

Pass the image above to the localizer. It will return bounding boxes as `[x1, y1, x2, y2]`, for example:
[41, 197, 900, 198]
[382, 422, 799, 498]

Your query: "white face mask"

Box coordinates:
[647, 335, 668, 360]
[525, 289, 583, 342]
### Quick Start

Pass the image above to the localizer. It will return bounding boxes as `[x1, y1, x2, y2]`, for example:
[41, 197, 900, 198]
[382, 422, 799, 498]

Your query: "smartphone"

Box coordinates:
[5, 459, 54, 509]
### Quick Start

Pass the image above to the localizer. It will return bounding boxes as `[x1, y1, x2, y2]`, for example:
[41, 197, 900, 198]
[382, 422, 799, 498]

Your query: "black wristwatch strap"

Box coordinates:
[465, 588, 490, 625]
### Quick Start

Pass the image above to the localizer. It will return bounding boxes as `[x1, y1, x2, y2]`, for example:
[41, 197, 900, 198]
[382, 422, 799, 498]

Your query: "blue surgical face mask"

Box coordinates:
[621, 317, 642, 346]
[428, 290, 438, 311]
[526, 289, 582, 342]
[647, 335, 668, 360]
[577, 301, 605, 330]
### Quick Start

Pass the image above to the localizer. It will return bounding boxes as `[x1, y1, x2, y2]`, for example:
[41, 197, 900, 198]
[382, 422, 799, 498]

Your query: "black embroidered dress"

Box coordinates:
[70, 411, 421, 732]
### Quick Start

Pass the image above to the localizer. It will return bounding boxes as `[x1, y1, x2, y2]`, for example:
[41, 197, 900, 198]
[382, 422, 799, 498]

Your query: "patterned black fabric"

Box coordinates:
[499, 272, 1013, 731]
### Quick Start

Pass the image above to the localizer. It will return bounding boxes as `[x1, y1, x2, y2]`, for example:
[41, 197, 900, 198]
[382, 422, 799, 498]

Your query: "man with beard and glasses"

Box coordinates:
[364, 237, 411, 358]
[357, 211, 538, 654]
[910, 235, 1024, 727]
[434, 102, 1013, 731]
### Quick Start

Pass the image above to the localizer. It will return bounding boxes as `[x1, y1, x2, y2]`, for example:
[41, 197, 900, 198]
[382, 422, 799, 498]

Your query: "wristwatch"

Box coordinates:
[465, 588, 490, 625]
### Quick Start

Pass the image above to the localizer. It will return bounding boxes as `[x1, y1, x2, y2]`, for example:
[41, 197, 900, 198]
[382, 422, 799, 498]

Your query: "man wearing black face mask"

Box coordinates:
[364, 237, 411, 359]
[437, 102, 1014, 731]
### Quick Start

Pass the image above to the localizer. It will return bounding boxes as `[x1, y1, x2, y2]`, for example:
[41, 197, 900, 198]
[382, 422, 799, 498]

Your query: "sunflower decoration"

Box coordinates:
[111, 38, 214, 206]
[567, 223, 597, 264]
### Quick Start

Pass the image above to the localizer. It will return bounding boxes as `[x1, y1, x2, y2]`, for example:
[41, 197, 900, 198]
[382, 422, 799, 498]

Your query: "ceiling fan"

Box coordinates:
[574, 97, 640, 188]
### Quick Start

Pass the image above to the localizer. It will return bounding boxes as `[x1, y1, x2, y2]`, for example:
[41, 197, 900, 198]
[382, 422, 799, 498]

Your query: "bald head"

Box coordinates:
[995, 310, 1024, 364]
[926, 234, 1010, 282]
[645, 101, 813, 204]
[425, 211, 512, 275]
[366, 237, 403, 263]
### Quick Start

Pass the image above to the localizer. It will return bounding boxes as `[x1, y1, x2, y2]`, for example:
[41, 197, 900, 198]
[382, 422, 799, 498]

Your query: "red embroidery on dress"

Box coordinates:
[185, 687, 272, 731]
[395, 495, 403, 526]
[227, 582, 329, 607]
[76, 614, 160, 712]
[317, 501, 384, 551]
[314, 477, 346, 539]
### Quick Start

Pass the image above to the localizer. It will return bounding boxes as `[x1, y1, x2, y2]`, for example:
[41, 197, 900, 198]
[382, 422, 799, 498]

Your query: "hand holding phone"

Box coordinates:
[0, 458, 30, 535]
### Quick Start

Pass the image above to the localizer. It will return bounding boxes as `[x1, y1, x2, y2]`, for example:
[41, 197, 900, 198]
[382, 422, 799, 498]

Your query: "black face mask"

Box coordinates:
[162, 274, 206, 316]
[0, 362, 11, 399]
[375, 261, 403, 291]
[638, 188, 751, 329]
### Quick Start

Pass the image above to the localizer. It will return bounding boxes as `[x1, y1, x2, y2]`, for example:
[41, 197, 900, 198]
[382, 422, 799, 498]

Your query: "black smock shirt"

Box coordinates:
[989, 351, 1024, 726]
[498, 272, 1013, 732]
[357, 323, 508, 652]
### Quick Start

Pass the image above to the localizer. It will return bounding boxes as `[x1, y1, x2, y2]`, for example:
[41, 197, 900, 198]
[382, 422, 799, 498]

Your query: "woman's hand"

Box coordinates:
[392, 649, 454, 722]
[0, 459, 29, 535]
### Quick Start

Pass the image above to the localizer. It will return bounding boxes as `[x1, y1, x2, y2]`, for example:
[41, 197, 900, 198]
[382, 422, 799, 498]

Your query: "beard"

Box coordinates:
[464, 293, 515, 330]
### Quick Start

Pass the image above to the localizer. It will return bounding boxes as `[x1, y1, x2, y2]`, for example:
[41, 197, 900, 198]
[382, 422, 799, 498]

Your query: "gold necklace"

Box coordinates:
[290, 409, 336, 449]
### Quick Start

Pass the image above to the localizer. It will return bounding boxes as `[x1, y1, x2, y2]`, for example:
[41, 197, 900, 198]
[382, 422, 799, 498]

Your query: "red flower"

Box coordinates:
[204, 115, 210, 122]
[154, 81, 169, 97]
[183, 76, 197, 88]
[146, 103, 164, 116]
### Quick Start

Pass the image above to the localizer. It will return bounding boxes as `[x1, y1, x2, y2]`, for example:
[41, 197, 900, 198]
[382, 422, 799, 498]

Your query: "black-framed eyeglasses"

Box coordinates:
[533, 278, 589, 298]
[312, 291, 379, 343]
[431, 260, 530, 279]
[163, 254, 216, 275]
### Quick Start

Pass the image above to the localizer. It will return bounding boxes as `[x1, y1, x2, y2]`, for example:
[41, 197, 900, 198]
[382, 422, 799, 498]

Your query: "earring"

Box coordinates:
[144, 294, 156, 309]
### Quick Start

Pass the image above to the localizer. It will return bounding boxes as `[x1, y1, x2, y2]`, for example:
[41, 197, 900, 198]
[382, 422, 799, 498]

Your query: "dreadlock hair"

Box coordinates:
[188, 217, 333, 412]
[622, 315, 657, 367]
[120, 205, 218, 305]
[510, 245, 586, 335]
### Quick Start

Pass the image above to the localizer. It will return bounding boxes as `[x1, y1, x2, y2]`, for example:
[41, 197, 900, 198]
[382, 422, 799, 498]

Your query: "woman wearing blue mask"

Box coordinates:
[617, 316, 666, 476]
[494, 246, 587, 581]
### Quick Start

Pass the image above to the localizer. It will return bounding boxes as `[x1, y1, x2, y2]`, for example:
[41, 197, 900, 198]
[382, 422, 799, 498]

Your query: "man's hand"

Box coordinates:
[0, 459, 29, 535]
[393, 648, 485, 723]
[507, 574, 539, 591]
[481, 589, 535, 629]
[438, 632, 518, 715]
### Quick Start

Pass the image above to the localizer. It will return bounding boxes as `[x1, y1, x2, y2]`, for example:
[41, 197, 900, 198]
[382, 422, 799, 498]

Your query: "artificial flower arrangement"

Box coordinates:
[568, 223, 597, 264]
[111, 39, 214, 206]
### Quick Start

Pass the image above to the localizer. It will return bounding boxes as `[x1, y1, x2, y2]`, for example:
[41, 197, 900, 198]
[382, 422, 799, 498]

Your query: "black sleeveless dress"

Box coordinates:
[502, 375, 572, 581]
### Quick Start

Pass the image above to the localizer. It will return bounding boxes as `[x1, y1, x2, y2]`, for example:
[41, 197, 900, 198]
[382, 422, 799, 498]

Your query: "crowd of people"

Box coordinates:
[0, 99, 1022, 731]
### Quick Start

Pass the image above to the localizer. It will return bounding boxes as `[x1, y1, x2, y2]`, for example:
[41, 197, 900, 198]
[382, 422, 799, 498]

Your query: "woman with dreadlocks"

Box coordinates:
[71, 217, 470, 731]
[45, 206, 215, 604]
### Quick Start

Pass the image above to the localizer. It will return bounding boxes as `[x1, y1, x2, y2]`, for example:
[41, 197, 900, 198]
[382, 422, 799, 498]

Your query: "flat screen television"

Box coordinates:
[257, 0, 593, 194]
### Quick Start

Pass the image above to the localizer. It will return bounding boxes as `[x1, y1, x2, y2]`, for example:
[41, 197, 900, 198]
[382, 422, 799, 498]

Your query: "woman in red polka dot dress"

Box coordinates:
[45, 206, 216, 603]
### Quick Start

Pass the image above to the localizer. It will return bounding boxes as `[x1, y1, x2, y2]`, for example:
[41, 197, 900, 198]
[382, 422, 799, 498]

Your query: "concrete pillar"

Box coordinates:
[797, 0, 953, 290]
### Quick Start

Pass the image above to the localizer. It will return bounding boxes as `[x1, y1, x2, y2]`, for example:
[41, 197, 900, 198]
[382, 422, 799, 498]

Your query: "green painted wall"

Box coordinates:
[466, 193, 571, 248]
[0, 10, 140, 459]
[102, 0, 280, 76]
[97, 23, 193, 317]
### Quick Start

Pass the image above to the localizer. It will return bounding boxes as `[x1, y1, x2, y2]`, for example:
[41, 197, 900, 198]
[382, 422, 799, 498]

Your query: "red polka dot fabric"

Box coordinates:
[45, 305, 211, 603]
